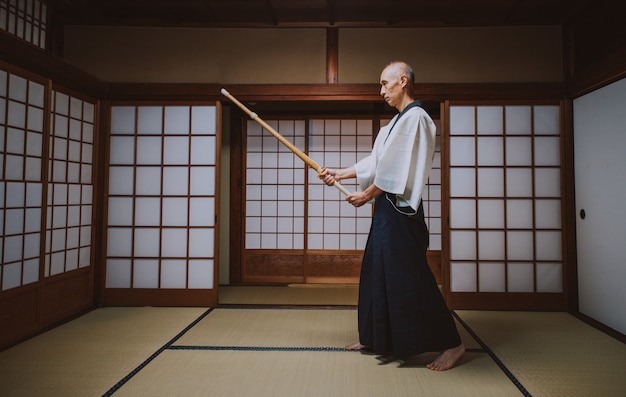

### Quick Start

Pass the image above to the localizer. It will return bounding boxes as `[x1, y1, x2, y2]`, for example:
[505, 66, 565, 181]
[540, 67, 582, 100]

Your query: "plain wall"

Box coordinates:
[63, 26, 563, 84]
[574, 78, 626, 335]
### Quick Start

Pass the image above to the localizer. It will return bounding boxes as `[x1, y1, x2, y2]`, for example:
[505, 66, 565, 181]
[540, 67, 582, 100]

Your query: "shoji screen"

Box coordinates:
[45, 90, 95, 277]
[245, 120, 306, 250]
[0, 0, 47, 50]
[1, 66, 97, 348]
[242, 118, 373, 283]
[447, 104, 564, 309]
[106, 105, 219, 306]
[1, 69, 45, 291]
[307, 119, 372, 250]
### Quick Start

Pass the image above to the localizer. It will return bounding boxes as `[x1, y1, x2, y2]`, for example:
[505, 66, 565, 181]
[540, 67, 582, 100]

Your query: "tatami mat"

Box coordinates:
[1, 287, 625, 397]
[175, 307, 481, 351]
[113, 350, 517, 397]
[0, 307, 206, 397]
[218, 284, 359, 306]
[456, 311, 626, 397]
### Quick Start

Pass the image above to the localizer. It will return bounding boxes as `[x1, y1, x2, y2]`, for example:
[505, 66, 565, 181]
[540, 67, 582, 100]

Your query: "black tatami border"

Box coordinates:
[102, 306, 529, 396]
[451, 311, 532, 397]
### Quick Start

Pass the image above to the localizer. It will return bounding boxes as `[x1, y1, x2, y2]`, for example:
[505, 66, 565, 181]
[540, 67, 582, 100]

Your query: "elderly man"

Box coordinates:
[319, 61, 464, 370]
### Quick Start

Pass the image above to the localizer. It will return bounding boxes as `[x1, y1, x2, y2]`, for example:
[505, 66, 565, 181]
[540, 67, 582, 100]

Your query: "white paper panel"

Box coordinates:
[6, 182, 25, 206]
[478, 231, 505, 260]
[51, 228, 66, 251]
[534, 137, 560, 166]
[535, 199, 561, 229]
[162, 167, 189, 195]
[65, 248, 78, 271]
[24, 208, 41, 232]
[109, 136, 135, 164]
[450, 168, 475, 197]
[79, 246, 91, 268]
[505, 106, 531, 134]
[22, 258, 39, 285]
[7, 127, 25, 154]
[134, 228, 161, 257]
[54, 115, 68, 137]
[136, 136, 162, 165]
[506, 168, 533, 197]
[505, 137, 532, 166]
[5, 154, 24, 179]
[478, 262, 505, 292]
[134, 197, 161, 226]
[478, 168, 503, 197]
[161, 228, 188, 257]
[9, 74, 27, 101]
[450, 231, 476, 260]
[191, 106, 216, 135]
[190, 167, 215, 196]
[507, 231, 534, 260]
[477, 106, 503, 135]
[161, 260, 187, 288]
[2, 262, 22, 290]
[536, 231, 562, 260]
[506, 199, 533, 228]
[137, 106, 163, 134]
[451, 262, 477, 292]
[189, 229, 214, 257]
[450, 106, 475, 135]
[477, 137, 503, 165]
[108, 197, 133, 225]
[110, 106, 136, 135]
[322, 233, 339, 249]
[164, 106, 190, 135]
[536, 262, 562, 292]
[133, 259, 160, 288]
[27, 106, 43, 132]
[107, 228, 133, 256]
[5, 208, 23, 234]
[161, 197, 188, 226]
[188, 259, 214, 289]
[449, 137, 475, 166]
[52, 205, 66, 228]
[27, 80, 44, 106]
[163, 136, 189, 164]
[23, 233, 40, 258]
[108, 166, 134, 195]
[67, 205, 80, 227]
[189, 197, 215, 227]
[135, 167, 161, 195]
[79, 225, 91, 247]
[190, 136, 216, 165]
[449, 199, 475, 228]
[533, 106, 559, 135]
[478, 199, 504, 228]
[66, 227, 79, 249]
[106, 259, 131, 288]
[534, 168, 561, 197]
[507, 262, 534, 292]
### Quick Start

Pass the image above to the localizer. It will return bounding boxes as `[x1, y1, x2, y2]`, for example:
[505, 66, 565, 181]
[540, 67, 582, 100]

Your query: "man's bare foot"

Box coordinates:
[426, 343, 465, 371]
[345, 342, 369, 351]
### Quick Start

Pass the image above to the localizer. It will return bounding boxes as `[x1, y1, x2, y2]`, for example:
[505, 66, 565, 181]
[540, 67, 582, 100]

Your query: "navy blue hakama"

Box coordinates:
[357, 193, 462, 358]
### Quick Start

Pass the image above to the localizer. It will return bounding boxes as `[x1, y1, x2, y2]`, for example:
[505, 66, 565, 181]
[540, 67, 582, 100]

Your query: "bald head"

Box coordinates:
[385, 61, 414, 91]
[380, 61, 416, 111]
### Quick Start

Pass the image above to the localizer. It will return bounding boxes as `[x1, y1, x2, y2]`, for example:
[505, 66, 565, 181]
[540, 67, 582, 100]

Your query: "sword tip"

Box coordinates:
[220, 88, 229, 96]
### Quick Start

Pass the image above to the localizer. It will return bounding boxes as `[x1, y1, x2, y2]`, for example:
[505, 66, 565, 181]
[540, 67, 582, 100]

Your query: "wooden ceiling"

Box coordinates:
[48, 0, 593, 28]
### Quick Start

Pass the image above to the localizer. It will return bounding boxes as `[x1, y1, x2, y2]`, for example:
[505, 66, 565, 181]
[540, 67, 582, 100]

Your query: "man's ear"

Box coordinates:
[399, 74, 408, 88]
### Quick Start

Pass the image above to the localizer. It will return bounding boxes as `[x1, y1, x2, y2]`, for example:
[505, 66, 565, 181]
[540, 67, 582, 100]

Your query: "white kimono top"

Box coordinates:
[354, 103, 436, 214]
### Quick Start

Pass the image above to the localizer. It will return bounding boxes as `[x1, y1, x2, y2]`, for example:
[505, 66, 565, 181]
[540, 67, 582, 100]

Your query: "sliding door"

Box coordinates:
[445, 102, 567, 310]
[104, 103, 220, 306]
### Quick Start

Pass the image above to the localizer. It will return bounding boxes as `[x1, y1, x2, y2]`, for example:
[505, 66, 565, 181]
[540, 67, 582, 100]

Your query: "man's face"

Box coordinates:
[379, 65, 404, 109]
